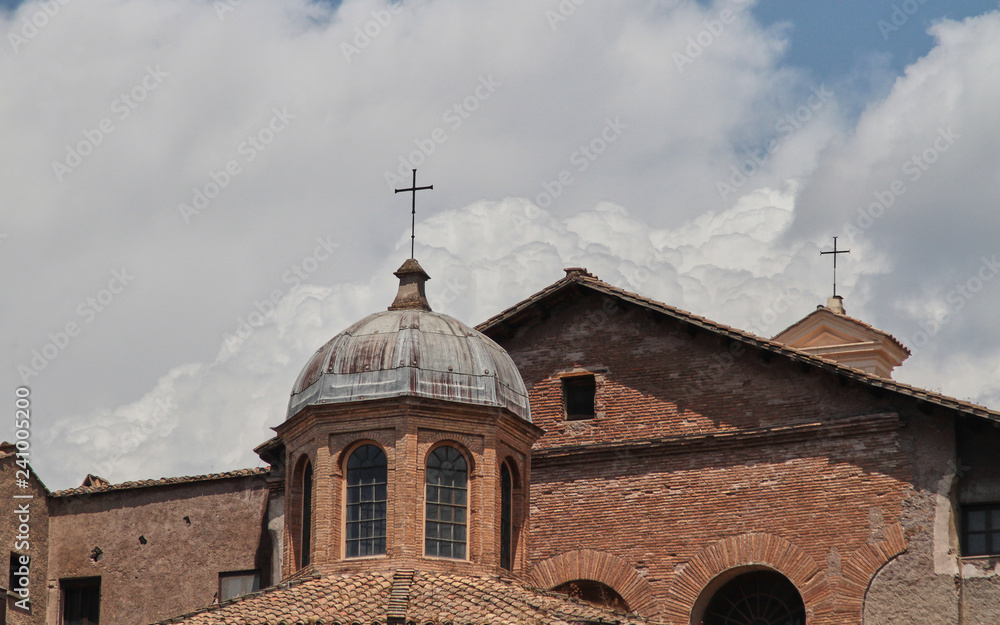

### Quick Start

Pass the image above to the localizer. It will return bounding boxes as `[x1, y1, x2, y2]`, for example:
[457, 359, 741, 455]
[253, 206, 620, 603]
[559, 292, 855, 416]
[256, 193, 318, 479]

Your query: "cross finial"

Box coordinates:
[820, 236, 851, 298]
[394, 169, 433, 259]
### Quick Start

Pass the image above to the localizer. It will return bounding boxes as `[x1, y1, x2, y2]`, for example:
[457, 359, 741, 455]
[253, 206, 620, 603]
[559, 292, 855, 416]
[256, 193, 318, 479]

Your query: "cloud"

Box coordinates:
[3, 1, 1000, 487]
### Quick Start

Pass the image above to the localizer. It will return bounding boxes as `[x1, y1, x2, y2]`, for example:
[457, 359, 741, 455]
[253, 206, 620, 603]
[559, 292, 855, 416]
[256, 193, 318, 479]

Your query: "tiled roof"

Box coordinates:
[772, 305, 911, 355]
[155, 570, 648, 625]
[50, 467, 268, 498]
[476, 268, 1000, 425]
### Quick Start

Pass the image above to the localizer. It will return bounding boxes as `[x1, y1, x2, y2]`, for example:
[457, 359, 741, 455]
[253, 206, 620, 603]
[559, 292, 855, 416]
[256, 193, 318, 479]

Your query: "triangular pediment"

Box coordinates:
[772, 307, 909, 378]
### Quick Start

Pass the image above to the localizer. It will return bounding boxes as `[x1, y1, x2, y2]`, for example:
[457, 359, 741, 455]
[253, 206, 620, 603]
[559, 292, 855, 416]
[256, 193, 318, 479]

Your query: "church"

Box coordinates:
[3, 250, 1000, 625]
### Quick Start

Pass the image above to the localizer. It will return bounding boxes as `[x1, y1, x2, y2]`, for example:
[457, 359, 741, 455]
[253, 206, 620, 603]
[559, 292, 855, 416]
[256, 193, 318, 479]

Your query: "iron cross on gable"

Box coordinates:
[820, 236, 851, 298]
[395, 169, 433, 259]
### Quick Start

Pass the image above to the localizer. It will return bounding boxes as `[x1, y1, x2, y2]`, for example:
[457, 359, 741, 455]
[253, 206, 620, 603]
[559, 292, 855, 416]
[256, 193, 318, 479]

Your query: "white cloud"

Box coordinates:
[3, 1, 999, 487]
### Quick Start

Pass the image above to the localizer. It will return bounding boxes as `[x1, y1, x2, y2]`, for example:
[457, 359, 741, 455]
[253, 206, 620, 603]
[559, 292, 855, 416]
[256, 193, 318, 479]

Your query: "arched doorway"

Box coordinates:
[698, 569, 805, 625]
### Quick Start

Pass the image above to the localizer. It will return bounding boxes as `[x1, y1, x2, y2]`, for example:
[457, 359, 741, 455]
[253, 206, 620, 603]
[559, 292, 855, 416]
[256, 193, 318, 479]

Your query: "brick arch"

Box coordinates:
[663, 533, 833, 625]
[529, 549, 659, 617]
[847, 522, 908, 622]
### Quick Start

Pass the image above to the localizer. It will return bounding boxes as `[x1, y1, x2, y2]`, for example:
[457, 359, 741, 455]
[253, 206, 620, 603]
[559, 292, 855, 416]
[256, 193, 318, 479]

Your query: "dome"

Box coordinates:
[287, 260, 530, 421]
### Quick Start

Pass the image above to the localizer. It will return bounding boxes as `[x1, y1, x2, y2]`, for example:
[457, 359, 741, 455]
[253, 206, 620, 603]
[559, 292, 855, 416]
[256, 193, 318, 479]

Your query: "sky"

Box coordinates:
[2, 0, 1000, 490]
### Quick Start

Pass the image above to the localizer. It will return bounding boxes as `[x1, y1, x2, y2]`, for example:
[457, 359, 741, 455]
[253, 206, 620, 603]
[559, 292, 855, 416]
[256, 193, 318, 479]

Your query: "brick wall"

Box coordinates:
[492, 290, 924, 624]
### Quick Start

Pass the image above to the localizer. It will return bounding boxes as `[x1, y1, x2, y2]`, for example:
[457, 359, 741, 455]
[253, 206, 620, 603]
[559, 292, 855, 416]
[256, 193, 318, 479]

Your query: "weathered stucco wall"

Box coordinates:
[47, 474, 269, 625]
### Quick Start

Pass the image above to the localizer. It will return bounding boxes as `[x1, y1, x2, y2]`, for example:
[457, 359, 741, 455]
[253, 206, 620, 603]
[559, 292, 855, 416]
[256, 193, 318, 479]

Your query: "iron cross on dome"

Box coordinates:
[395, 169, 433, 259]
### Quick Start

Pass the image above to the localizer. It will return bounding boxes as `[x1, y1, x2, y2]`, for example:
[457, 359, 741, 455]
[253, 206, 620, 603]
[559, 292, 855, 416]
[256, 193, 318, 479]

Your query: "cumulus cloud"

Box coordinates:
[3, 0, 999, 487]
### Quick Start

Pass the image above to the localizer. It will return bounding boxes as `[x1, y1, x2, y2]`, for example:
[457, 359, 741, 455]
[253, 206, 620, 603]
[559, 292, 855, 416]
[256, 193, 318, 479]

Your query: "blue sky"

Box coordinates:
[753, 1, 999, 82]
[3, 0, 1000, 488]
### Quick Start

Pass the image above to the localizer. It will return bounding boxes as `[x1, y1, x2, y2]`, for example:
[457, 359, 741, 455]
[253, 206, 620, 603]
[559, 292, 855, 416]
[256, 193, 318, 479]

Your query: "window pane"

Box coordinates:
[968, 533, 987, 556]
[345, 445, 388, 558]
[425, 446, 468, 560]
[968, 510, 987, 532]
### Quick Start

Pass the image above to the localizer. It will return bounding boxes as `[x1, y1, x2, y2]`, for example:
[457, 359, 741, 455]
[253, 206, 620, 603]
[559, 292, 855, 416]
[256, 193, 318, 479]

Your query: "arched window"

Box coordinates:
[425, 445, 468, 559]
[500, 462, 513, 570]
[301, 461, 313, 567]
[345, 444, 388, 558]
[702, 570, 805, 625]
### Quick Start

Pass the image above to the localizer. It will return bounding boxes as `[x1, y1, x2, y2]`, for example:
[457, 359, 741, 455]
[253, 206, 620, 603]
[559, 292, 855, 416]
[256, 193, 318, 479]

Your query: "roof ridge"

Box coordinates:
[476, 269, 1000, 425]
[387, 569, 414, 622]
[50, 466, 268, 498]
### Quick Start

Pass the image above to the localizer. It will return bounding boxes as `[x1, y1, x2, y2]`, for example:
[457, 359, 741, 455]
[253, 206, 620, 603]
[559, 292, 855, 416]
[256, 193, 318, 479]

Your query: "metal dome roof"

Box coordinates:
[287, 260, 530, 421]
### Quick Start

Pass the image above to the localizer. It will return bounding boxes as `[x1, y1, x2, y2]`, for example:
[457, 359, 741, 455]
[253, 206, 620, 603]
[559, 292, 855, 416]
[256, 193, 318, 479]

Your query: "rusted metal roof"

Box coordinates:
[288, 309, 531, 421]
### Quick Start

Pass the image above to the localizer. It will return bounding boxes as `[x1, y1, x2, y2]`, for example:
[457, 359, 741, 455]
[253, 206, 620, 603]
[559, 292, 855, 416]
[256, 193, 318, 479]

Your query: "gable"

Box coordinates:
[477, 269, 1000, 428]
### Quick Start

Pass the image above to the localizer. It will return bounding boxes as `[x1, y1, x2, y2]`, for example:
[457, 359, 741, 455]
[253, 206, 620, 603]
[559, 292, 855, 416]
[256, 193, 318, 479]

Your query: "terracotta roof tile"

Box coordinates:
[50, 467, 268, 498]
[476, 270, 1000, 425]
[154, 571, 648, 625]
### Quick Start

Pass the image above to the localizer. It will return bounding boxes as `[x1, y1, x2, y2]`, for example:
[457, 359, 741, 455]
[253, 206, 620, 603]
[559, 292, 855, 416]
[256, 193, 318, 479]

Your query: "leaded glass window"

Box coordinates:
[425, 445, 468, 559]
[500, 463, 513, 570]
[301, 461, 312, 567]
[346, 444, 388, 558]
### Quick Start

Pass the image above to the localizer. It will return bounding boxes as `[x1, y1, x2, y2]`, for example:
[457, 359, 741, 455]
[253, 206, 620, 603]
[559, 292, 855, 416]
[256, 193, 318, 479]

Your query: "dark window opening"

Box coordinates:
[346, 444, 388, 558]
[703, 570, 805, 625]
[552, 580, 629, 612]
[963, 503, 1000, 556]
[301, 461, 313, 567]
[500, 463, 513, 570]
[425, 445, 468, 559]
[562, 375, 596, 420]
[61, 577, 100, 625]
[218, 570, 260, 602]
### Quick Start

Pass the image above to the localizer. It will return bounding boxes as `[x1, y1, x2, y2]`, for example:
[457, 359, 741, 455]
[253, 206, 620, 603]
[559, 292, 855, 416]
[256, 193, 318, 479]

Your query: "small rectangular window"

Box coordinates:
[219, 570, 261, 602]
[963, 503, 1000, 556]
[61, 577, 100, 625]
[563, 375, 596, 420]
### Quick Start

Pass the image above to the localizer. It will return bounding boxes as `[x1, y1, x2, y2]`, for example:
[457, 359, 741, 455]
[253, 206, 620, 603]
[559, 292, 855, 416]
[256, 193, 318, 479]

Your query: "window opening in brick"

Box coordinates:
[703, 570, 804, 625]
[346, 444, 388, 558]
[61, 577, 101, 625]
[500, 463, 513, 570]
[218, 570, 260, 602]
[563, 375, 596, 420]
[963, 503, 1000, 556]
[552, 580, 629, 612]
[301, 461, 313, 567]
[425, 445, 467, 559]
